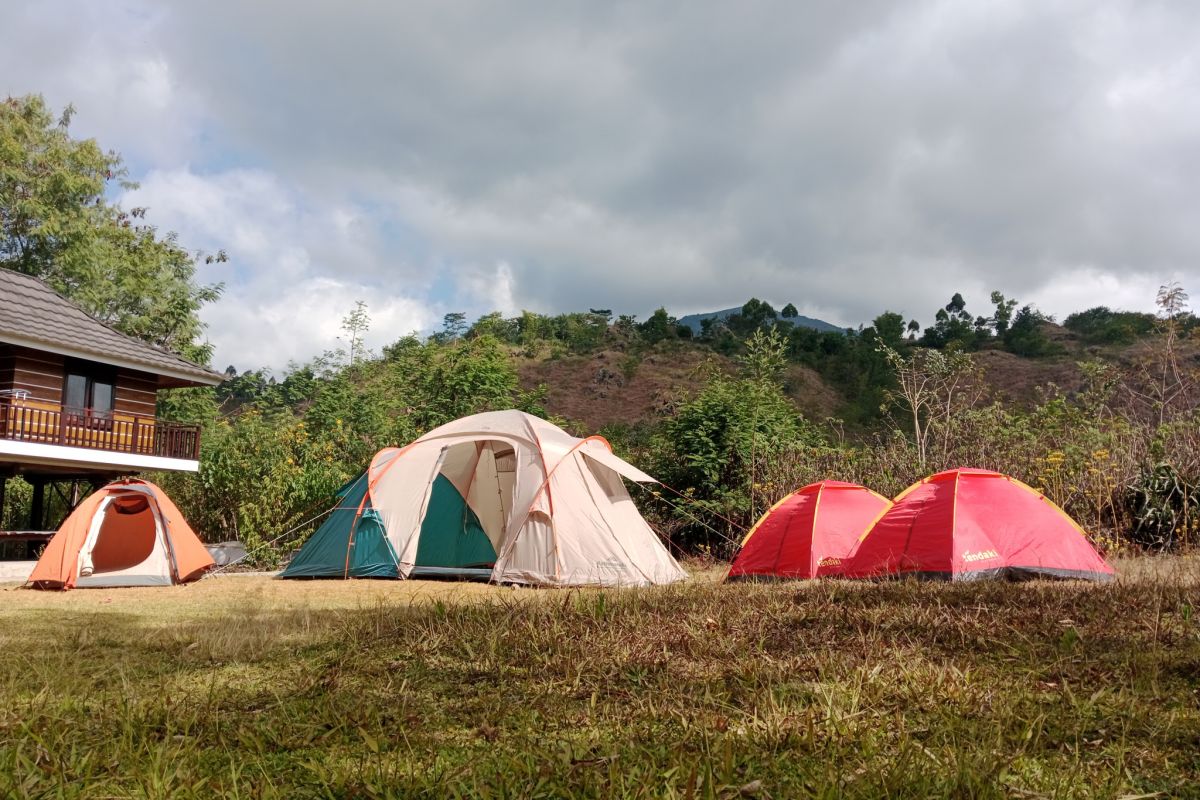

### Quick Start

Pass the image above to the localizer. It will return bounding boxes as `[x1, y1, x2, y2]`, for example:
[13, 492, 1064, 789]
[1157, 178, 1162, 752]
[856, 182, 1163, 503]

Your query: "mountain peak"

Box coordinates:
[676, 307, 843, 335]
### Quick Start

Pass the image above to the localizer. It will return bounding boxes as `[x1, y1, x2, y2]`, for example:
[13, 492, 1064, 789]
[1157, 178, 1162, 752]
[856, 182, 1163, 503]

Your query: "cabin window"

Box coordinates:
[63, 362, 116, 424]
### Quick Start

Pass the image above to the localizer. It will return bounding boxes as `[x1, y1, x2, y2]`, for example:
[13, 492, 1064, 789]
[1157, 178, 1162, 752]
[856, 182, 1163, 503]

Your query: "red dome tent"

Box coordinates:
[842, 468, 1114, 582]
[727, 481, 891, 581]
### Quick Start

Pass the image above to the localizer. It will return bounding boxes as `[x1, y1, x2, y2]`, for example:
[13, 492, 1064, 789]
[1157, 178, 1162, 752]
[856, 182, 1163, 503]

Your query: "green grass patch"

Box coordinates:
[1, 571, 1199, 797]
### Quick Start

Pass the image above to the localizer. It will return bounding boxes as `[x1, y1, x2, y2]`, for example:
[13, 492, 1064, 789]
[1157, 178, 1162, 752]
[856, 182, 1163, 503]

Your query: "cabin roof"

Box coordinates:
[0, 269, 224, 387]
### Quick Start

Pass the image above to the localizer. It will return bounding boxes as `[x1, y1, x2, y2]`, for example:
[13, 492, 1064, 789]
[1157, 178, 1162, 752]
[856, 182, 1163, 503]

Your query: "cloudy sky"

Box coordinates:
[3, 1, 1198, 370]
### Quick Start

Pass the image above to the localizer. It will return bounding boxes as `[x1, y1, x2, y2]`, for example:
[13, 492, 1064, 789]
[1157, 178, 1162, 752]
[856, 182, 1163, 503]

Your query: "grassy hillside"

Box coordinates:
[517, 321, 1196, 433]
[1, 559, 1198, 797]
[517, 343, 842, 433]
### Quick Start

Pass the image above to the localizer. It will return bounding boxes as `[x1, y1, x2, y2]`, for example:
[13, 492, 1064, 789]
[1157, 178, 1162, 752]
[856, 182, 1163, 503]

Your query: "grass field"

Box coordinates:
[1, 558, 1198, 798]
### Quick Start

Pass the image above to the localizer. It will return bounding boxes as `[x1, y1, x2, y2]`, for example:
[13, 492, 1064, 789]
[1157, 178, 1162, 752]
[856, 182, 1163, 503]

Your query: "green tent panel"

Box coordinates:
[280, 474, 400, 578]
[281, 473, 495, 579]
[414, 474, 497, 568]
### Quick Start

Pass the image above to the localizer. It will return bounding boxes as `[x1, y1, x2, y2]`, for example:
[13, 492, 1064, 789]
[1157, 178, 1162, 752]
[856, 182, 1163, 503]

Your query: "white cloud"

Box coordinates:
[1036, 269, 1181, 322]
[3, 0, 1200, 365]
[202, 276, 434, 371]
[121, 167, 435, 370]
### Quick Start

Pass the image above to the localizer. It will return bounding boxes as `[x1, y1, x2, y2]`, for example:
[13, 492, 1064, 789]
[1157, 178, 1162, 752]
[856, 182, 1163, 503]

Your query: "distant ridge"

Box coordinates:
[677, 307, 844, 335]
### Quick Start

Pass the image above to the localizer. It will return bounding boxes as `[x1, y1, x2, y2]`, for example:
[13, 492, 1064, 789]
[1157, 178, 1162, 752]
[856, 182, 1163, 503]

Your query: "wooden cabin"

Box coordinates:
[0, 269, 223, 571]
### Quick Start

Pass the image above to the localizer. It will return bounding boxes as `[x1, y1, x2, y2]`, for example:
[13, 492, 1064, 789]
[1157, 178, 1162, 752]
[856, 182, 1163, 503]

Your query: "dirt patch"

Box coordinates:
[519, 343, 727, 430]
[974, 349, 1084, 406]
[783, 363, 842, 420]
[521, 342, 845, 429]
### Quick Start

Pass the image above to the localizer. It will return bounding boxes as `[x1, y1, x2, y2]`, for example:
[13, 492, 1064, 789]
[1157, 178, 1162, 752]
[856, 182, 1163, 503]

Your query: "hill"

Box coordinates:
[677, 306, 844, 335]
[518, 343, 842, 432]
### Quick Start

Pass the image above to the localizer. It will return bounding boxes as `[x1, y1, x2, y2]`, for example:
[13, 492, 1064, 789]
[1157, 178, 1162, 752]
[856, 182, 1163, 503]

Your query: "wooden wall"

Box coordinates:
[114, 369, 159, 418]
[0, 344, 65, 404]
[0, 344, 160, 420]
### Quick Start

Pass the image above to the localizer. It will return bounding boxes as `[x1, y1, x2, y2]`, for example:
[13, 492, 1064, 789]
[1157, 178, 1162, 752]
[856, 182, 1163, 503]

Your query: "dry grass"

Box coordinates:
[0, 559, 1198, 798]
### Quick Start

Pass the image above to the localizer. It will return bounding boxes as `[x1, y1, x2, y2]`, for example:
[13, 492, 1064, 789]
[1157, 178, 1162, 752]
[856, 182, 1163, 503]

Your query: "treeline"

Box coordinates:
[141, 281, 1200, 565]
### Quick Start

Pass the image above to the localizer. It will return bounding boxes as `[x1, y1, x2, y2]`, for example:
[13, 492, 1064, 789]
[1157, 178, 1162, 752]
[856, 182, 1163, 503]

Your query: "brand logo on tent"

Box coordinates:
[817, 557, 842, 567]
[962, 549, 999, 563]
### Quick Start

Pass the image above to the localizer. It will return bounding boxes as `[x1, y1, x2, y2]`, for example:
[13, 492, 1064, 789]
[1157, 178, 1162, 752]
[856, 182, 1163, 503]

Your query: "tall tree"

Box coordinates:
[0, 94, 222, 363]
[340, 301, 371, 365]
[871, 311, 907, 348]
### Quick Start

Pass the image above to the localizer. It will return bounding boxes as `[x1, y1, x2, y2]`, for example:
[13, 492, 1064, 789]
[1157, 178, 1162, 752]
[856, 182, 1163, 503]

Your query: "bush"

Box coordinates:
[1064, 307, 1156, 345]
[1126, 464, 1200, 551]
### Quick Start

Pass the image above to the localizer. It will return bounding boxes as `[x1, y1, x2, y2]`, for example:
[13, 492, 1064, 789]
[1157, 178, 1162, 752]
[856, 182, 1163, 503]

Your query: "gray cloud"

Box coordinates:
[2, 0, 1199, 366]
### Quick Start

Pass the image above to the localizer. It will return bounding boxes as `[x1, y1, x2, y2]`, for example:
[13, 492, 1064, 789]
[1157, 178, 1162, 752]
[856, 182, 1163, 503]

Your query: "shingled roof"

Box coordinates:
[0, 269, 224, 386]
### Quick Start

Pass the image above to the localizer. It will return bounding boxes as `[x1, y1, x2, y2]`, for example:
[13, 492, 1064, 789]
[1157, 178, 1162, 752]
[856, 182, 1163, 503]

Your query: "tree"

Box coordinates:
[0, 94, 222, 363]
[781, 303, 798, 319]
[1123, 283, 1196, 426]
[879, 344, 978, 468]
[436, 311, 468, 342]
[380, 334, 545, 433]
[727, 298, 778, 336]
[871, 311, 907, 348]
[1002, 305, 1060, 357]
[341, 301, 371, 365]
[989, 291, 1018, 335]
[638, 307, 679, 344]
[656, 329, 818, 547]
[467, 311, 519, 343]
[1063, 306, 1156, 345]
[920, 293, 979, 350]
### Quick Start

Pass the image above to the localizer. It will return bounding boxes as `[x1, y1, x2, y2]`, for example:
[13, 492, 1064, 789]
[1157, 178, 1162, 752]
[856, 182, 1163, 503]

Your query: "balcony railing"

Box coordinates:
[0, 397, 201, 462]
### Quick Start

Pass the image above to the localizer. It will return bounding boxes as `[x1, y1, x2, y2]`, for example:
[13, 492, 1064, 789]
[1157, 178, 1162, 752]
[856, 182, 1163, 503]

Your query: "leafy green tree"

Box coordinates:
[1003, 305, 1061, 357]
[380, 334, 545, 433]
[989, 291, 1019, 335]
[466, 311, 520, 343]
[920, 293, 980, 350]
[432, 311, 468, 343]
[638, 307, 679, 344]
[1063, 306, 1156, 345]
[726, 298, 778, 336]
[654, 329, 818, 549]
[0, 94, 222, 363]
[872, 311, 907, 348]
[781, 302, 798, 319]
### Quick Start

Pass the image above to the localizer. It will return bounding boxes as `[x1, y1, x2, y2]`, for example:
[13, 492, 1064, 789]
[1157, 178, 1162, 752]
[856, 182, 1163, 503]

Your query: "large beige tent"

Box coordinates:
[283, 410, 687, 587]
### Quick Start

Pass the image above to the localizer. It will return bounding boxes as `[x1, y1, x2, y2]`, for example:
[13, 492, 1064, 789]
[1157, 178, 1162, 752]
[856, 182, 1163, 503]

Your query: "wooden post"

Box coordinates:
[29, 477, 46, 531]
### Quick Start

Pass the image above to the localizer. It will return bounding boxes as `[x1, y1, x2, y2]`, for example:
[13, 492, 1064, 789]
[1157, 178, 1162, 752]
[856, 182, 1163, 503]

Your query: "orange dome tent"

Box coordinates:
[727, 481, 891, 581]
[28, 479, 213, 590]
[842, 468, 1114, 582]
